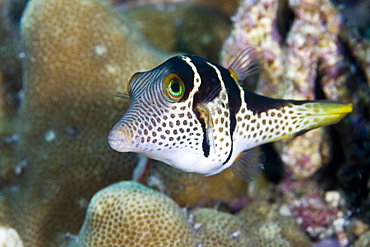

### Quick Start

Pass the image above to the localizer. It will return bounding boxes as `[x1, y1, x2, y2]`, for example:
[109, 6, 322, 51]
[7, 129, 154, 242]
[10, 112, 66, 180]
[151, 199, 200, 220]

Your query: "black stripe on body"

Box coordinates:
[188, 56, 223, 157]
[184, 56, 244, 160]
[243, 90, 309, 115]
[216, 63, 243, 165]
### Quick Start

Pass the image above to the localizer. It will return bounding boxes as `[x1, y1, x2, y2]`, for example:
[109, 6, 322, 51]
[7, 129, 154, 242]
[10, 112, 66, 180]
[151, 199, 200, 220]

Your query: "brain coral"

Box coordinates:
[75, 181, 195, 247]
[190, 208, 249, 246]
[2, 0, 167, 245]
[237, 201, 311, 247]
[190, 203, 311, 247]
[74, 182, 312, 247]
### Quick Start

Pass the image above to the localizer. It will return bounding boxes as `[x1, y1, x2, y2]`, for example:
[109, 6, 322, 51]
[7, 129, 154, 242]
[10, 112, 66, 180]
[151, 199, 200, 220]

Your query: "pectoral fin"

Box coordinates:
[230, 148, 264, 182]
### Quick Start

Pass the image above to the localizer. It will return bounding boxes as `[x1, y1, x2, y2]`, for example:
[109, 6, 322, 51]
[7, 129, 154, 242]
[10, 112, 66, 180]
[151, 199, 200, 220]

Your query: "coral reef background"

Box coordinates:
[73, 181, 312, 247]
[0, 0, 369, 246]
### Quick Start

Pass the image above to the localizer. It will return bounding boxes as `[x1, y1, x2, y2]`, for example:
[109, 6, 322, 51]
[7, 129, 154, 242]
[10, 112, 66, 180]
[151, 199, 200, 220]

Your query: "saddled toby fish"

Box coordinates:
[108, 48, 352, 181]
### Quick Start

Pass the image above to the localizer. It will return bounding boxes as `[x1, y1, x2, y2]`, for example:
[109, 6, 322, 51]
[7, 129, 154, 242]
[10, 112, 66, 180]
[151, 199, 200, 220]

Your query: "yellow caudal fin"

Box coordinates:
[274, 101, 352, 141]
[296, 101, 352, 127]
[249, 101, 353, 144]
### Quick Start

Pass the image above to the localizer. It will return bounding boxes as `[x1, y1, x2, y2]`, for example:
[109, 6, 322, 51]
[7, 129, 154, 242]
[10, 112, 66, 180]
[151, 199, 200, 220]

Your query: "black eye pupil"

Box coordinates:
[171, 81, 180, 92]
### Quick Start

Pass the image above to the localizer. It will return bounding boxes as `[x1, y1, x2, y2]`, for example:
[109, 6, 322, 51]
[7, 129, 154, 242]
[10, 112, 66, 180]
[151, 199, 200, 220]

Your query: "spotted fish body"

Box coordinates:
[108, 48, 352, 180]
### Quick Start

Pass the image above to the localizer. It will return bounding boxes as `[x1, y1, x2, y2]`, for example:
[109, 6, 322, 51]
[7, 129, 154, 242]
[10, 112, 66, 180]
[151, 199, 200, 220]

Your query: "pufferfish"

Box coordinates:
[108, 48, 352, 181]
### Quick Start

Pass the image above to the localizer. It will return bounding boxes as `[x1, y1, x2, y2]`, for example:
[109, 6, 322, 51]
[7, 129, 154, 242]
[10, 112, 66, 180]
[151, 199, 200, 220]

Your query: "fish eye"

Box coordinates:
[163, 74, 185, 102]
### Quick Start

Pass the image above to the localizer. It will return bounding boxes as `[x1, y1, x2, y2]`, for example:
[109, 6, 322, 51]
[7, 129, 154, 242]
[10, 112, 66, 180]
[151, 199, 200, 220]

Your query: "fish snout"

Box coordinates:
[108, 126, 132, 152]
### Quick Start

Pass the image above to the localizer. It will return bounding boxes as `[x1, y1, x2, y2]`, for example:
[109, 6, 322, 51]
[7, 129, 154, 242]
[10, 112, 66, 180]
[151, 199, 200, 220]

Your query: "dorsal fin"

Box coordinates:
[230, 148, 264, 182]
[228, 47, 259, 83]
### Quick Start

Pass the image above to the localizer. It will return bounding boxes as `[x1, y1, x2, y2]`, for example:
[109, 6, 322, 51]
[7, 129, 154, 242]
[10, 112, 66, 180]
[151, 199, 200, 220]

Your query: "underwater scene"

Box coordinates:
[0, 0, 369, 246]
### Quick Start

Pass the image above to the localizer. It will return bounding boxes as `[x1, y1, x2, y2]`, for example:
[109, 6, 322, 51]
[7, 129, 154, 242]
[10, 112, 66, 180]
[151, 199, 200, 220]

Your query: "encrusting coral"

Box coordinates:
[72, 181, 311, 247]
[278, 179, 352, 242]
[236, 200, 313, 247]
[237, 201, 311, 246]
[221, 0, 331, 179]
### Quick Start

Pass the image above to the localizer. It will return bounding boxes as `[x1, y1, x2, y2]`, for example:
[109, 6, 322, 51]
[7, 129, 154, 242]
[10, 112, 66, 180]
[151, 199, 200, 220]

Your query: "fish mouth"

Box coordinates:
[108, 127, 132, 152]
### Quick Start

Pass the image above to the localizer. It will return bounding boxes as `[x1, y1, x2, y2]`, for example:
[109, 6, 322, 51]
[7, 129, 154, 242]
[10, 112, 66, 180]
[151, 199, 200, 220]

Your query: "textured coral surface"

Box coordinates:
[236, 201, 312, 247]
[74, 181, 311, 247]
[191, 208, 250, 246]
[76, 181, 195, 247]
[1, 0, 166, 245]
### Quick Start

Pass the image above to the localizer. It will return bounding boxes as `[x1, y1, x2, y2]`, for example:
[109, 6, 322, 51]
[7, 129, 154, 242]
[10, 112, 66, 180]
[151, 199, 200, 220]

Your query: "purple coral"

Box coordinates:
[279, 179, 349, 243]
[290, 193, 339, 236]
[221, 0, 368, 180]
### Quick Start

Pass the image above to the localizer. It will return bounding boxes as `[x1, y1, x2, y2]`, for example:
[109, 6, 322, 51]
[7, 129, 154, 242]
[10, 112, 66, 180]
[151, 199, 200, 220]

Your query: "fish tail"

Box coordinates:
[269, 101, 352, 142]
[303, 101, 352, 125]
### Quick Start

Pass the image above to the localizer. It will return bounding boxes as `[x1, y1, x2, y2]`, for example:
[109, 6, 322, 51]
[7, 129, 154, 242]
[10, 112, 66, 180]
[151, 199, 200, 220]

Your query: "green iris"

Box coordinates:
[168, 78, 183, 96]
[163, 74, 185, 102]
